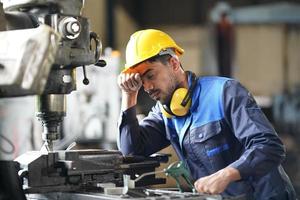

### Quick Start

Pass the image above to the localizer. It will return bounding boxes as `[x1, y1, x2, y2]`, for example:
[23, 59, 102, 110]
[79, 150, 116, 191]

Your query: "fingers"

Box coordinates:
[194, 181, 214, 194]
[134, 73, 141, 83]
[194, 179, 210, 194]
[194, 176, 225, 195]
[118, 73, 142, 93]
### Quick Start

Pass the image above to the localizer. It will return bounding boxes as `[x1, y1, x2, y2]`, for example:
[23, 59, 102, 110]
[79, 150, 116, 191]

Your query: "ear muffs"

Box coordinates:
[161, 72, 197, 118]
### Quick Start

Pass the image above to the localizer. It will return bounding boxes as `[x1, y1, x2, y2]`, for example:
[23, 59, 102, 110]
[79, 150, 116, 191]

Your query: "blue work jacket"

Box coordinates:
[118, 76, 296, 200]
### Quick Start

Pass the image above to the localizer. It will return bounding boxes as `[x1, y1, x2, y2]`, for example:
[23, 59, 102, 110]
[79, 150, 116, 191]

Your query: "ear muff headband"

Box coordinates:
[181, 72, 197, 107]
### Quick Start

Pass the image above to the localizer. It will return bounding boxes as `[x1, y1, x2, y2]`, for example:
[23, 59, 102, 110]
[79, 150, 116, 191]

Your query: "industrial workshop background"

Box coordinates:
[1, 0, 300, 198]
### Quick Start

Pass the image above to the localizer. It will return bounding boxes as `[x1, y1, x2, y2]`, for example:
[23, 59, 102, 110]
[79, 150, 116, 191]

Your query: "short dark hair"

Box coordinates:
[147, 54, 171, 65]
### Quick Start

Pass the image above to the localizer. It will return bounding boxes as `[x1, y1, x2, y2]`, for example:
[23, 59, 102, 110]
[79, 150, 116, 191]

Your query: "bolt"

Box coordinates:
[71, 22, 80, 33]
[66, 21, 80, 36]
[63, 75, 72, 83]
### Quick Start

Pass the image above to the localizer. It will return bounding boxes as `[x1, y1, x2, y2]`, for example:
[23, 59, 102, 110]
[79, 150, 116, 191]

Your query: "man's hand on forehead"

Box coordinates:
[117, 72, 142, 93]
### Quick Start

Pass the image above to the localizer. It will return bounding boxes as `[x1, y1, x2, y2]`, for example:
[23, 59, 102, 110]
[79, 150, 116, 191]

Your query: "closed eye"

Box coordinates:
[146, 74, 154, 80]
[141, 69, 155, 81]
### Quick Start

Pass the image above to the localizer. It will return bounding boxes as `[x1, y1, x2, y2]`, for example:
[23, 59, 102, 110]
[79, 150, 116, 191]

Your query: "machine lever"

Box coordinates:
[82, 65, 89, 85]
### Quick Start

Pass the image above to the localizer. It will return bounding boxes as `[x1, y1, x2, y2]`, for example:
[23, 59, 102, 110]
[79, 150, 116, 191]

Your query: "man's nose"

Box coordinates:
[143, 81, 153, 93]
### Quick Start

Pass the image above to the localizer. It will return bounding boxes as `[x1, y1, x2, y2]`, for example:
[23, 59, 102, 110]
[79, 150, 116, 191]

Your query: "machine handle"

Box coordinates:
[90, 31, 102, 63]
[90, 31, 107, 67]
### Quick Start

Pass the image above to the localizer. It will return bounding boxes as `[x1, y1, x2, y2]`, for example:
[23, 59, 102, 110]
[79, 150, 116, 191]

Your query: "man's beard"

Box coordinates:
[154, 74, 179, 105]
[159, 83, 178, 105]
[159, 92, 172, 105]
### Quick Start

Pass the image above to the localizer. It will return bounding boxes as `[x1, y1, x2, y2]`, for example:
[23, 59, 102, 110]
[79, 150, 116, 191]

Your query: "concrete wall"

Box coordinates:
[235, 25, 285, 96]
[115, 3, 138, 58]
[157, 26, 206, 76]
[153, 24, 300, 97]
[82, 1, 138, 70]
[235, 24, 300, 96]
[82, 0, 106, 46]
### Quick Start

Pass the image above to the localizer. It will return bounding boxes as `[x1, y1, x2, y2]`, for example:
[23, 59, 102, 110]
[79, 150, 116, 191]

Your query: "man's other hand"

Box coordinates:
[194, 167, 241, 194]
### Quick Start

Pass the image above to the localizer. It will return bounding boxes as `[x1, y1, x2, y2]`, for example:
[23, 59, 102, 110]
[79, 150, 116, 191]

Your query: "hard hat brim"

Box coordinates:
[122, 46, 184, 74]
[122, 61, 148, 74]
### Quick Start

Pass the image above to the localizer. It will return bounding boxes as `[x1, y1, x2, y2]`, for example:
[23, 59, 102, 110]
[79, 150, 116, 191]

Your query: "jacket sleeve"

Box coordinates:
[117, 104, 170, 156]
[223, 80, 286, 179]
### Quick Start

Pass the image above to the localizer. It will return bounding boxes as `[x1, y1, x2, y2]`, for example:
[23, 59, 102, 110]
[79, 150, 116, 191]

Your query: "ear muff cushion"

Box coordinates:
[170, 88, 191, 116]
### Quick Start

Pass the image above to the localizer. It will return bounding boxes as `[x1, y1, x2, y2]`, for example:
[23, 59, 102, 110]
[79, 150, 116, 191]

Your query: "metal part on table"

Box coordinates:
[14, 149, 167, 194]
[25, 189, 247, 200]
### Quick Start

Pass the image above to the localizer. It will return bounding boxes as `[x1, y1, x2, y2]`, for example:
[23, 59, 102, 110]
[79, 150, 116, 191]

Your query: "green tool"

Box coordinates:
[133, 161, 195, 193]
[164, 161, 196, 193]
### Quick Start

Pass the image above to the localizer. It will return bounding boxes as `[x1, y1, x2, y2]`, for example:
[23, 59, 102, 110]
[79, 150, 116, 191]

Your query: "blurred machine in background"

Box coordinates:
[61, 48, 121, 150]
[273, 86, 300, 141]
[273, 85, 300, 192]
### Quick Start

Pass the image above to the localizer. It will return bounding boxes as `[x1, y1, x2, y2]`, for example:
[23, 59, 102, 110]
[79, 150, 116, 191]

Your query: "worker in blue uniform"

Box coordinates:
[117, 29, 297, 199]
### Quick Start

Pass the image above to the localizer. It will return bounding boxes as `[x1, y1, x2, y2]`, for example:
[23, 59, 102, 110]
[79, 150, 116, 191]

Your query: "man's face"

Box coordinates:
[137, 60, 178, 105]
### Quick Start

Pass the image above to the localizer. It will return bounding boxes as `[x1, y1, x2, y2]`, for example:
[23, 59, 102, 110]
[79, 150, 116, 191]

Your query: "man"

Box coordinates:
[117, 29, 296, 199]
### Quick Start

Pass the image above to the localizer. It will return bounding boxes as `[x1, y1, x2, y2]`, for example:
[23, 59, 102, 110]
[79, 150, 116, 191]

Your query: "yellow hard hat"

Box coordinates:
[123, 29, 184, 73]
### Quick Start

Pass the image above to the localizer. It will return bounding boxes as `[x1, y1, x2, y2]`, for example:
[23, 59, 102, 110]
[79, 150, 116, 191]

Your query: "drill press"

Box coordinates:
[1, 0, 105, 151]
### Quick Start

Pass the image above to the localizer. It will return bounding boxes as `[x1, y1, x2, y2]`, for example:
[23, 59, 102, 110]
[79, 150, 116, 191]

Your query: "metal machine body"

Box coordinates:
[0, 0, 103, 151]
[0, 0, 101, 96]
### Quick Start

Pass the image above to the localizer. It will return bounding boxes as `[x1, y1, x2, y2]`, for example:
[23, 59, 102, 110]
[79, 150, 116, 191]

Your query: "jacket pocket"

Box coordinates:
[190, 120, 233, 172]
[193, 120, 222, 143]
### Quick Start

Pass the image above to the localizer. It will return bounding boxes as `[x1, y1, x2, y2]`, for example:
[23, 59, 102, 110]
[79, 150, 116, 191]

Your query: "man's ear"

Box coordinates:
[169, 56, 181, 71]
